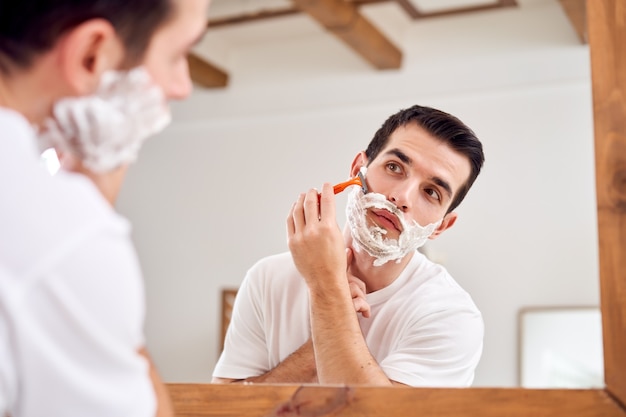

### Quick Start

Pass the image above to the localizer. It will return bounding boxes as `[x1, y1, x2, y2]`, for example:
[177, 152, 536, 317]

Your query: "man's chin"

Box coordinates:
[371, 223, 401, 240]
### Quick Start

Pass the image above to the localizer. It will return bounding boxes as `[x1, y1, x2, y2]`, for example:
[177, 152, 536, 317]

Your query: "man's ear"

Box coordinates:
[57, 19, 124, 95]
[429, 212, 458, 239]
[349, 151, 368, 177]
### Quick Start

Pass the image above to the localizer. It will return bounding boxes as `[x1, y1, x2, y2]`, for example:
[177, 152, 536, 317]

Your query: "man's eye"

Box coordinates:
[425, 188, 441, 201]
[386, 162, 402, 173]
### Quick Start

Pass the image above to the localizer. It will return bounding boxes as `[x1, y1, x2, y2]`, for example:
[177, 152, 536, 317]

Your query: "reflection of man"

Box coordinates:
[213, 105, 485, 387]
[0, 0, 209, 416]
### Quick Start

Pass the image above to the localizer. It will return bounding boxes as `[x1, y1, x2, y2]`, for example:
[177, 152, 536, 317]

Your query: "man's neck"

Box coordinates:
[0, 54, 62, 125]
[343, 227, 414, 293]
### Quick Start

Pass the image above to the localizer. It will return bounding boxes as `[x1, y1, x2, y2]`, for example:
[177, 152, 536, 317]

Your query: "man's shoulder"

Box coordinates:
[244, 251, 303, 289]
[0, 107, 32, 137]
[0, 106, 123, 240]
[1, 160, 129, 277]
[251, 251, 296, 271]
[402, 254, 480, 311]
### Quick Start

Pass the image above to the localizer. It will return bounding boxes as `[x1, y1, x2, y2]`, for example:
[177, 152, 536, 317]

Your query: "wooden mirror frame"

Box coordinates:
[167, 1, 626, 415]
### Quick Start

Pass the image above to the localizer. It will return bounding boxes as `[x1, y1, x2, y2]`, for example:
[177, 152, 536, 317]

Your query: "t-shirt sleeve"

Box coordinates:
[212, 264, 270, 380]
[10, 226, 155, 417]
[380, 295, 484, 387]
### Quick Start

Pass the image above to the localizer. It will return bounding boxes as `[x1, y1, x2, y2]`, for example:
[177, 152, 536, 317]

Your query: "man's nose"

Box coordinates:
[388, 182, 416, 212]
[166, 62, 193, 100]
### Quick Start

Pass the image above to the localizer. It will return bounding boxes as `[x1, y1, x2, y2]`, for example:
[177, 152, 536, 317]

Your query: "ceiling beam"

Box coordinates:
[206, 0, 518, 28]
[207, 7, 300, 29]
[290, 0, 402, 70]
[187, 53, 229, 88]
[384, 0, 517, 20]
[558, 0, 587, 43]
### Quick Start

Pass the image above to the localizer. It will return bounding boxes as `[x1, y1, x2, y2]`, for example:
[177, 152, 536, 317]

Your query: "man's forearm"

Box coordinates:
[138, 347, 174, 417]
[216, 339, 317, 384]
[286, 185, 392, 385]
[309, 283, 392, 386]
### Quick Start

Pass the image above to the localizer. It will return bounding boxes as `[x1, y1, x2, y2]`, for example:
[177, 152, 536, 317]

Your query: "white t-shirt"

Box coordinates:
[213, 250, 484, 387]
[0, 108, 155, 417]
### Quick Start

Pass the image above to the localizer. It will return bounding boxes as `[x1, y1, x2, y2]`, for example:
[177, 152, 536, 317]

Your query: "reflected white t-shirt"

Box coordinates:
[214, 250, 484, 387]
[0, 108, 155, 417]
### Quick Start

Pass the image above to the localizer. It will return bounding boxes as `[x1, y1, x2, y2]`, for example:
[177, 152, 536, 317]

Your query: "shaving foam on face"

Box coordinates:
[37, 67, 171, 173]
[346, 169, 441, 266]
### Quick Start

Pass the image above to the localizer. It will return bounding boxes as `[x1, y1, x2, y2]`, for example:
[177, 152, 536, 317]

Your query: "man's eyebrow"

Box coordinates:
[384, 148, 453, 199]
[384, 148, 412, 165]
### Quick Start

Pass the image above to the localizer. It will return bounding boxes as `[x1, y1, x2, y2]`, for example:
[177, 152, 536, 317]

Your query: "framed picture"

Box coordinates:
[220, 288, 238, 351]
[518, 306, 604, 388]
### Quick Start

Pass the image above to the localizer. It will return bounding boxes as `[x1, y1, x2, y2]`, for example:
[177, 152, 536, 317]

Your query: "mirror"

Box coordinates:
[519, 306, 603, 388]
[116, 0, 601, 388]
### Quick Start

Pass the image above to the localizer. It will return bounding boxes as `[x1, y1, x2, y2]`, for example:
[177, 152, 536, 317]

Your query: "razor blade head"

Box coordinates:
[357, 170, 369, 194]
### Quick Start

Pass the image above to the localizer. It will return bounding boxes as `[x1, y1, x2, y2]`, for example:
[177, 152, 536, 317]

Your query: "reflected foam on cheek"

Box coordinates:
[346, 173, 441, 266]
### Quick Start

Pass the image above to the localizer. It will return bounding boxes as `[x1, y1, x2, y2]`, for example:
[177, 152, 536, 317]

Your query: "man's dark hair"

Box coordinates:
[0, 0, 174, 75]
[365, 105, 485, 213]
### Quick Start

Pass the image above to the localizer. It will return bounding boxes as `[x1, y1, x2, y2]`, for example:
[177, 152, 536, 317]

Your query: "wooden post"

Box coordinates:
[587, 0, 626, 408]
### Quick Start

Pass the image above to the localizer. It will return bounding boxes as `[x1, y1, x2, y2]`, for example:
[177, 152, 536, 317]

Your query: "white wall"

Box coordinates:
[116, 0, 599, 387]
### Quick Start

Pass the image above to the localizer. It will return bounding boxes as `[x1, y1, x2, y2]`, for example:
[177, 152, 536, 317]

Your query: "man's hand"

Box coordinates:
[58, 151, 128, 206]
[346, 248, 370, 318]
[287, 183, 389, 385]
[286, 184, 347, 289]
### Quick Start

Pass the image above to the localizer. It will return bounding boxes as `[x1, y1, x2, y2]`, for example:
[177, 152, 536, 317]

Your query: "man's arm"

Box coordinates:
[212, 254, 374, 385]
[212, 263, 319, 384]
[64, 158, 174, 409]
[287, 184, 393, 385]
[307, 281, 392, 385]
[212, 339, 317, 384]
[138, 348, 174, 417]
[57, 152, 128, 206]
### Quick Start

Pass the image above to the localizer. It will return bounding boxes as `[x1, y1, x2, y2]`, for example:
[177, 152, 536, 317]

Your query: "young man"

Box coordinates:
[0, 1, 210, 416]
[213, 105, 485, 387]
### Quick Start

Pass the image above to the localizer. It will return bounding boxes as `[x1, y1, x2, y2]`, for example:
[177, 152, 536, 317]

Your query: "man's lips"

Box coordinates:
[370, 209, 402, 232]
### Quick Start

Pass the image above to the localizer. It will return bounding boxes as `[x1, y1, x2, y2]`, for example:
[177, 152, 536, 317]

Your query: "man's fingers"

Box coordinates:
[318, 183, 336, 221]
[303, 189, 320, 223]
[348, 277, 366, 295]
[345, 247, 353, 272]
[291, 193, 306, 231]
[286, 202, 296, 238]
[348, 279, 370, 318]
[353, 298, 371, 318]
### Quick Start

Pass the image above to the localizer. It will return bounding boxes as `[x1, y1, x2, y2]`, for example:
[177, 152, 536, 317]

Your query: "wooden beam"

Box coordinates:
[587, 0, 626, 408]
[187, 53, 229, 88]
[387, 0, 517, 20]
[167, 384, 626, 417]
[204, 1, 518, 28]
[290, 0, 402, 69]
[207, 7, 300, 29]
[559, 0, 587, 43]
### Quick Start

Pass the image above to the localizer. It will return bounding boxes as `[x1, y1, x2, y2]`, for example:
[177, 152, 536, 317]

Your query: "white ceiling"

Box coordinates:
[208, 0, 504, 19]
[198, 0, 566, 74]
[411, 0, 499, 12]
[203, 0, 553, 43]
[208, 0, 292, 19]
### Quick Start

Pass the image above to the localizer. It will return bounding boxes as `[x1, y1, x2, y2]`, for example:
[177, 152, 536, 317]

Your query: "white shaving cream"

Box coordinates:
[38, 67, 170, 173]
[346, 168, 441, 266]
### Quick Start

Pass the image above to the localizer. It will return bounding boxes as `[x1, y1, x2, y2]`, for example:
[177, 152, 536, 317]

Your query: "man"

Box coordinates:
[0, 1, 210, 416]
[213, 105, 485, 387]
